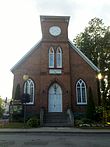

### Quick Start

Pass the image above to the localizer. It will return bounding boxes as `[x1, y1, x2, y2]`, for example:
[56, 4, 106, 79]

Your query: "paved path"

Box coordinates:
[0, 132, 110, 147]
[0, 127, 110, 134]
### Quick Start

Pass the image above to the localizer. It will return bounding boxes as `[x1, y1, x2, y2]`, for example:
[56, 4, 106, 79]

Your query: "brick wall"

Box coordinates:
[12, 16, 98, 114]
[12, 40, 98, 114]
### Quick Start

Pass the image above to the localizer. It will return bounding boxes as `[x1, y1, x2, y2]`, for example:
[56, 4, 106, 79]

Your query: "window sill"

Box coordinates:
[76, 103, 87, 105]
[25, 102, 34, 105]
[49, 69, 62, 74]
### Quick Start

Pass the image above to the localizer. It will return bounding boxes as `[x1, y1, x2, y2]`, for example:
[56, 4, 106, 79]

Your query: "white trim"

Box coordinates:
[49, 47, 54, 68]
[48, 83, 62, 112]
[56, 47, 62, 68]
[69, 40, 100, 72]
[11, 39, 100, 73]
[49, 69, 62, 74]
[24, 79, 35, 105]
[76, 79, 87, 105]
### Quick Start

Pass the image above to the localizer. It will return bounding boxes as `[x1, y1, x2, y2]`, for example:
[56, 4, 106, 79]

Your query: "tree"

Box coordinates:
[73, 17, 110, 108]
[0, 96, 5, 118]
[14, 84, 21, 100]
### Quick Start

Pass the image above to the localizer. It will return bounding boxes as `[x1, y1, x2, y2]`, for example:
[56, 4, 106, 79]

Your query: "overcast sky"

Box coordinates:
[0, 0, 110, 99]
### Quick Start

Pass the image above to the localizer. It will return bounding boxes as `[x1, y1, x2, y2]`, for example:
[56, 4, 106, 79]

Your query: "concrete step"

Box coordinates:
[43, 112, 72, 127]
[43, 122, 72, 127]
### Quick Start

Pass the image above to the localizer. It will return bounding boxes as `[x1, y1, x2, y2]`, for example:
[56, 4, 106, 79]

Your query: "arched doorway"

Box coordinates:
[48, 83, 62, 112]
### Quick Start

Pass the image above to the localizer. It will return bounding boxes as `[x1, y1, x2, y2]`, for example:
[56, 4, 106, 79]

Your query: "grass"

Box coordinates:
[0, 122, 26, 128]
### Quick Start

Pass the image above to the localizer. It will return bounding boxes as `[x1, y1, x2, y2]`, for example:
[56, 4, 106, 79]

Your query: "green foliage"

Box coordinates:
[0, 122, 25, 128]
[95, 106, 110, 122]
[14, 84, 21, 100]
[86, 87, 95, 120]
[73, 17, 110, 108]
[75, 117, 93, 127]
[27, 117, 40, 128]
[12, 113, 23, 122]
[0, 97, 5, 118]
[95, 106, 103, 114]
[73, 18, 108, 65]
[13, 105, 22, 114]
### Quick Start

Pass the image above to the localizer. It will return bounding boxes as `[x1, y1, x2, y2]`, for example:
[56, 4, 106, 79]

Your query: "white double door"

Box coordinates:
[48, 83, 62, 112]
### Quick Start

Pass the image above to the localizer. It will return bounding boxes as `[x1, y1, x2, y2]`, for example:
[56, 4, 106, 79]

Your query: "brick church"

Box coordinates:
[11, 16, 100, 126]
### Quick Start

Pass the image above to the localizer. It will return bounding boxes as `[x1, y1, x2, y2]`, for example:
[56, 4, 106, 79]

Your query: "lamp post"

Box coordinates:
[23, 74, 29, 126]
[97, 73, 105, 123]
[97, 73, 103, 103]
[9, 99, 13, 122]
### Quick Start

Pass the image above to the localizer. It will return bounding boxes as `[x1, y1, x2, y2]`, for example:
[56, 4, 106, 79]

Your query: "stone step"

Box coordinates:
[44, 122, 72, 127]
[45, 113, 68, 121]
[43, 112, 72, 127]
[45, 112, 68, 117]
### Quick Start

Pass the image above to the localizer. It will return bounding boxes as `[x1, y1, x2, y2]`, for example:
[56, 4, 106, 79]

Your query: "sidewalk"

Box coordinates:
[0, 127, 110, 134]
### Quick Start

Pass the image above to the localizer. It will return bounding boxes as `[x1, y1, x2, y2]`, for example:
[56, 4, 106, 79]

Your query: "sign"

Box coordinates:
[49, 69, 62, 74]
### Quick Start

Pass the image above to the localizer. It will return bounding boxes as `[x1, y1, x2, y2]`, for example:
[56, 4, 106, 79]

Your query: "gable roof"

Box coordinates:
[69, 40, 100, 72]
[11, 39, 100, 73]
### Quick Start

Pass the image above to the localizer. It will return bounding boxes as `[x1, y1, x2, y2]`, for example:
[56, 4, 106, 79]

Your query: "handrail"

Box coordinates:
[67, 108, 74, 126]
[40, 107, 44, 126]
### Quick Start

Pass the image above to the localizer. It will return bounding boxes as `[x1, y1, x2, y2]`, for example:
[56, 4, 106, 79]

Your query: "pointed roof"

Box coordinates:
[11, 15, 100, 73]
[11, 39, 100, 73]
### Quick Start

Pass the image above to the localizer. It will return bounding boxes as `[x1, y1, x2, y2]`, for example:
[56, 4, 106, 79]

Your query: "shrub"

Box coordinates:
[75, 117, 93, 127]
[86, 87, 95, 120]
[75, 119, 84, 127]
[95, 106, 103, 122]
[12, 113, 23, 122]
[27, 117, 40, 128]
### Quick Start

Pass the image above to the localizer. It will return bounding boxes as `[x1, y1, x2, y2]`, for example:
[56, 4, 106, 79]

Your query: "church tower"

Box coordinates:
[39, 16, 71, 112]
[40, 15, 70, 42]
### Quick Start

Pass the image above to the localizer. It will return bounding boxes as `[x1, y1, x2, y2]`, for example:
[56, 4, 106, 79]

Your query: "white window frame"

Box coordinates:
[49, 47, 54, 68]
[24, 79, 35, 104]
[56, 47, 62, 68]
[76, 79, 87, 105]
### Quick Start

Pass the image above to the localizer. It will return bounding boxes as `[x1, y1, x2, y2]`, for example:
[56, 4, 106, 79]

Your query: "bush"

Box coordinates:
[95, 106, 103, 122]
[75, 119, 84, 127]
[12, 113, 23, 122]
[27, 117, 40, 128]
[75, 118, 93, 127]
[86, 87, 95, 120]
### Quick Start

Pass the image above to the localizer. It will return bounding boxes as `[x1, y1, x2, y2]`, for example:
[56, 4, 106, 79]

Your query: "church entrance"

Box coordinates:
[48, 83, 62, 112]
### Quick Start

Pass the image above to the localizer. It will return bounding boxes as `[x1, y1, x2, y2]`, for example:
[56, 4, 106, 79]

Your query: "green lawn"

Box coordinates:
[0, 122, 26, 128]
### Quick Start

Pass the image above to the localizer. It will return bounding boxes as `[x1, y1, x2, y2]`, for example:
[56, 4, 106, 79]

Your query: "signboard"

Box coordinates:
[49, 69, 62, 74]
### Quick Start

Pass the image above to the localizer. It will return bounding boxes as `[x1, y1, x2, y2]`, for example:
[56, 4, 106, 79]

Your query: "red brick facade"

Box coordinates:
[11, 16, 99, 114]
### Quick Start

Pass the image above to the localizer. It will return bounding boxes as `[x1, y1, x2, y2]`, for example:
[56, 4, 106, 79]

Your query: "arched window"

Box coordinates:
[56, 47, 62, 68]
[49, 47, 54, 68]
[24, 79, 35, 104]
[76, 79, 87, 104]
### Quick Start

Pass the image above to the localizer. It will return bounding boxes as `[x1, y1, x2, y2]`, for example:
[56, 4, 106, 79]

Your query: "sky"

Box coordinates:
[0, 0, 110, 99]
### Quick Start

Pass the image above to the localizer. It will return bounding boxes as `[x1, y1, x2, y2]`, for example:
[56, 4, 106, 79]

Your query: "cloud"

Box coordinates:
[34, 0, 77, 16]
[0, 0, 110, 98]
